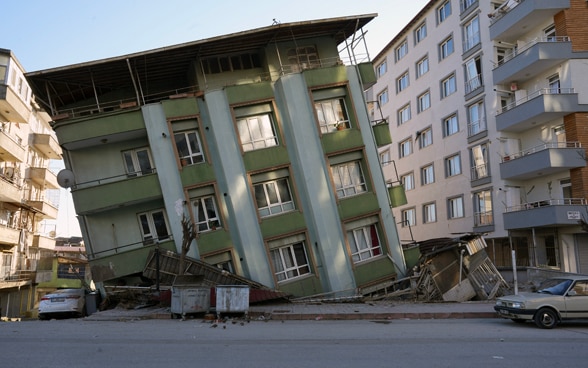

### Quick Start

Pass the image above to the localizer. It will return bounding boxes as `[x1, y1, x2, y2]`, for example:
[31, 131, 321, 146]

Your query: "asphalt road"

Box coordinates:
[2, 318, 588, 368]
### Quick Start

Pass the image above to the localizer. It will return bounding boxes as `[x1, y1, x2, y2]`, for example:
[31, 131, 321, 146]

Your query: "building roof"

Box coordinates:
[25, 14, 376, 113]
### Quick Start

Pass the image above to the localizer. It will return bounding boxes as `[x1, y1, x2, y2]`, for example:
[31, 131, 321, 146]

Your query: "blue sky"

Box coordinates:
[5, 0, 428, 71]
[5, 0, 428, 237]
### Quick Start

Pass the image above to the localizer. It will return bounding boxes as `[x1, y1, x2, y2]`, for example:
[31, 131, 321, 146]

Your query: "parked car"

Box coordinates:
[38, 288, 87, 320]
[494, 275, 588, 328]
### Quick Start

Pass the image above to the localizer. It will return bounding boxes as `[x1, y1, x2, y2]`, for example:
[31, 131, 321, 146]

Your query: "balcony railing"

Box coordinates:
[465, 74, 483, 94]
[488, 0, 523, 24]
[493, 36, 570, 69]
[467, 117, 487, 137]
[501, 141, 582, 162]
[497, 88, 575, 114]
[506, 198, 587, 212]
[474, 210, 494, 226]
[471, 164, 489, 180]
[0, 269, 36, 282]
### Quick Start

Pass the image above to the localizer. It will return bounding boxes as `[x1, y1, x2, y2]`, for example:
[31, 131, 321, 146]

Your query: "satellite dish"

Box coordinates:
[57, 169, 75, 188]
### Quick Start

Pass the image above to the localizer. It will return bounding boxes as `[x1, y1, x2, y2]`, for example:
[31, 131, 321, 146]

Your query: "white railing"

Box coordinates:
[467, 117, 487, 137]
[501, 141, 582, 162]
[488, 0, 523, 24]
[497, 88, 575, 114]
[493, 36, 570, 69]
[506, 198, 587, 212]
[465, 74, 483, 94]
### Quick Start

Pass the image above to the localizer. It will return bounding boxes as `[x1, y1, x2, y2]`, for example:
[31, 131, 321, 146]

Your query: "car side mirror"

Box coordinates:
[567, 290, 577, 297]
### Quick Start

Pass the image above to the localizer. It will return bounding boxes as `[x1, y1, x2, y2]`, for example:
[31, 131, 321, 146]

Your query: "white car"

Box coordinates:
[38, 288, 87, 320]
[494, 275, 588, 328]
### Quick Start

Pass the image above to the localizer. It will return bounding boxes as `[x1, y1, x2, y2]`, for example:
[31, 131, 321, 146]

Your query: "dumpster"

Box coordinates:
[170, 275, 211, 319]
[215, 285, 249, 315]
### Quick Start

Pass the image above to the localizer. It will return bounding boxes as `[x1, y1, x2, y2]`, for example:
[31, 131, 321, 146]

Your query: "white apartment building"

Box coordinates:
[370, 0, 588, 274]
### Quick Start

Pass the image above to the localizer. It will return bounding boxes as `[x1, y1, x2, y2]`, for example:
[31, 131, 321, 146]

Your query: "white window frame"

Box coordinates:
[175, 130, 205, 166]
[331, 161, 367, 198]
[440, 36, 454, 60]
[376, 60, 387, 78]
[442, 74, 457, 98]
[254, 178, 295, 217]
[423, 202, 437, 224]
[315, 97, 350, 133]
[123, 147, 154, 177]
[237, 113, 278, 152]
[377, 89, 389, 106]
[401, 172, 415, 191]
[415, 23, 427, 44]
[421, 164, 435, 185]
[380, 150, 391, 166]
[465, 57, 482, 93]
[398, 104, 411, 125]
[416, 56, 429, 78]
[395, 40, 408, 62]
[474, 190, 493, 226]
[448, 196, 464, 219]
[438, 1, 451, 23]
[471, 143, 489, 180]
[419, 127, 433, 148]
[138, 209, 171, 244]
[418, 91, 431, 113]
[443, 114, 459, 136]
[399, 139, 413, 158]
[270, 241, 310, 282]
[193, 195, 221, 232]
[401, 208, 416, 227]
[347, 223, 383, 263]
[396, 72, 409, 93]
[445, 154, 462, 177]
[467, 101, 486, 137]
[463, 15, 480, 52]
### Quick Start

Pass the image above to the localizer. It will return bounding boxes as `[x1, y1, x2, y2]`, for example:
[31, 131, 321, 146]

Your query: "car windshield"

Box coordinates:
[537, 278, 573, 296]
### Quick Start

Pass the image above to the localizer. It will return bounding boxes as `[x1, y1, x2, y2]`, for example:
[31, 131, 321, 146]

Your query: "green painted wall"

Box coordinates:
[162, 96, 200, 117]
[276, 275, 323, 297]
[321, 128, 365, 153]
[242, 146, 290, 172]
[180, 163, 216, 186]
[225, 82, 274, 105]
[304, 65, 348, 87]
[353, 256, 397, 287]
[259, 211, 306, 239]
[337, 193, 380, 220]
[197, 229, 234, 255]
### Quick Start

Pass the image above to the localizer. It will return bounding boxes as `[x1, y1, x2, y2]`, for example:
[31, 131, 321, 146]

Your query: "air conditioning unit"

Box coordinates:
[510, 82, 518, 91]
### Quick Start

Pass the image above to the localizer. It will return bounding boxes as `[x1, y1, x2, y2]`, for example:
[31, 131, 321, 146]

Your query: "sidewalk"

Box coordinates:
[84, 300, 498, 322]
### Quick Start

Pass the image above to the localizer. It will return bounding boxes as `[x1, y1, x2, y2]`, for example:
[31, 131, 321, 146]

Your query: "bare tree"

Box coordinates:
[179, 214, 197, 275]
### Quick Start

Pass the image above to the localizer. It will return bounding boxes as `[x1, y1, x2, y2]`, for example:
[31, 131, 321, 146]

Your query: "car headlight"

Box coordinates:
[509, 302, 525, 309]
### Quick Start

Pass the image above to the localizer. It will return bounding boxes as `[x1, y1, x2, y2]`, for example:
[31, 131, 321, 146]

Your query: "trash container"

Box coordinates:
[215, 285, 249, 315]
[171, 275, 211, 319]
[85, 292, 99, 316]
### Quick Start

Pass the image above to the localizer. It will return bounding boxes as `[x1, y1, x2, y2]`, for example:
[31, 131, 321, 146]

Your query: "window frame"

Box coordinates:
[401, 208, 416, 227]
[376, 60, 387, 78]
[398, 104, 411, 125]
[440, 36, 454, 60]
[441, 73, 457, 98]
[417, 91, 431, 113]
[445, 153, 462, 177]
[463, 15, 481, 52]
[448, 195, 464, 219]
[418, 127, 433, 149]
[254, 177, 295, 218]
[421, 164, 435, 185]
[414, 23, 427, 44]
[174, 130, 205, 166]
[395, 40, 408, 62]
[237, 112, 279, 152]
[138, 209, 171, 244]
[122, 147, 154, 177]
[270, 240, 311, 283]
[416, 56, 429, 78]
[473, 189, 493, 226]
[437, 0, 452, 23]
[396, 72, 409, 93]
[471, 143, 490, 180]
[193, 195, 222, 232]
[443, 114, 459, 137]
[423, 202, 437, 224]
[331, 160, 367, 199]
[377, 89, 389, 107]
[401, 172, 415, 191]
[347, 223, 383, 263]
[399, 138, 413, 158]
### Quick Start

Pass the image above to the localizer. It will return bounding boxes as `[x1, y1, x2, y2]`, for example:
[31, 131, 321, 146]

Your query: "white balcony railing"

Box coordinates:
[506, 198, 587, 212]
[493, 36, 570, 69]
[497, 88, 575, 115]
[501, 141, 582, 162]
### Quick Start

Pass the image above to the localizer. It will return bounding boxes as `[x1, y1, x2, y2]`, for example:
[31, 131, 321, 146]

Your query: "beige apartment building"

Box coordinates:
[369, 0, 588, 274]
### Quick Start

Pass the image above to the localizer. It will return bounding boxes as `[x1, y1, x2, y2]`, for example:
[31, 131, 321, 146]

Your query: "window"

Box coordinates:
[347, 223, 382, 263]
[415, 23, 427, 44]
[467, 101, 486, 137]
[473, 190, 493, 226]
[445, 154, 462, 177]
[123, 147, 154, 177]
[314, 97, 350, 133]
[418, 127, 432, 149]
[561, 178, 572, 199]
[401, 172, 415, 191]
[471, 143, 489, 180]
[175, 130, 204, 166]
[270, 240, 310, 282]
[401, 208, 416, 227]
[465, 57, 482, 93]
[461, 0, 476, 12]
[441, 74, 457, 98]
[380, 150, 391, 166]
[416, 56, 429, 78]
[418, 91, 430, 113]
[463, 15, 480, 52]
[544, 24, 556, 42]
[376, 60, 387, 78]
[421, 164, 435, 185]
[395, 40, 408, 61]
[438, 1, 451, 23]
[548, 74, 560, 94]
[399, 138, 413, 158]
[237, 113, 278, 152]
[423, 203, 436, 223]
[202, 52, 261, 74]
[396, 72, 409, 93]
[448, 196, 464, 219]
[193, 195, 221, 232]
[378, 89, 389, 106]
[254, 178, 295, 217]
[553, 125, 566, 145]
[331, 161, 367, 198]
[398, 104, 411, 125]
[138, 209, 171, 244]
[443, 114, 459, 136]
[440, 36, 454, 60]
[287, 45, 319, 69]
[205, 252, 235, 273]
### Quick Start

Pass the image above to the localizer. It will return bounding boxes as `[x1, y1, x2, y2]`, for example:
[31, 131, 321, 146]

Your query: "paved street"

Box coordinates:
[2, 317, 588, 368]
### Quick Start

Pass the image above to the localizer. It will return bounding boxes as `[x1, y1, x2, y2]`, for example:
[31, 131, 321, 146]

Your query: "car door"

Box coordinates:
[563, 280, 588, 319]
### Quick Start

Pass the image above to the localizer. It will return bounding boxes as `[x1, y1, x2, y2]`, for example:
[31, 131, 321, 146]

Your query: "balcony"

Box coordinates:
[0, 84, 31, 123]
[27, 167, 59, 189]
[27, 199, 59, 219]
[0, 127, 26, 162]
[0, 176, 21, 203]
[500, 142, 585, 180]
[33, 133, 62, 159]
[489, 0, 570, 42]
[493, 37, 572, 85]
[503, 198, 587, 230]
[33, 234, 56, 249]
[72, 172, 162, 215]
[0, 225, 20, 245]
[496, 88, 588, 132]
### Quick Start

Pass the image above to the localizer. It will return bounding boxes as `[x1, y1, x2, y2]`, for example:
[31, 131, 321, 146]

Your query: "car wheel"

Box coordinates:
[534, 308, 558, 329]
[511, 318, 526, 324]
[38, 314, 49, 321]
